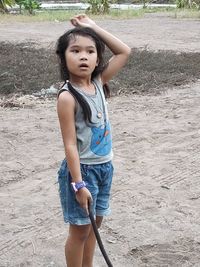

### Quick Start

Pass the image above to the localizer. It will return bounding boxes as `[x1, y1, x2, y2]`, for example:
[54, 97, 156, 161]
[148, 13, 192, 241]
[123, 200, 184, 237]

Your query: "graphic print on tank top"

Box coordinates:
[90, 122, 112, 156]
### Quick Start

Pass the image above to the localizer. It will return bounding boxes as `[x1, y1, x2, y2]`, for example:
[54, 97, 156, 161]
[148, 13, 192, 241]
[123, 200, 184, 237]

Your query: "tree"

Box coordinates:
[86, 0, 110, 14]
[176, 0, 200, 8]
[0, 0, 15, 12]
[22, 0, 41, 15]
[15, 0, 23, 13]
[15, 0, 41, 15]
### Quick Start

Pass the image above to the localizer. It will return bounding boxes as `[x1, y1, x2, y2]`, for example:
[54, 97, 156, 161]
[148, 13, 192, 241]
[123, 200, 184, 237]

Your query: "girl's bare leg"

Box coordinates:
[82, 216, 103, 267]
[65, 224, 91, 267]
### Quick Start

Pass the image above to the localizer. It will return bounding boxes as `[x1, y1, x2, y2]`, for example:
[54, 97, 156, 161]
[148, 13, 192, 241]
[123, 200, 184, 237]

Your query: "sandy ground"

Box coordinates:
[0, 15, 200, 52]
[1, 14, 200, 267]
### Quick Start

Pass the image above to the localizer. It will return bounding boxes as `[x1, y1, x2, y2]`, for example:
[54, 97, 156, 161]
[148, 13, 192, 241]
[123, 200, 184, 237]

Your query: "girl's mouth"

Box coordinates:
[79, 63, 89, 68]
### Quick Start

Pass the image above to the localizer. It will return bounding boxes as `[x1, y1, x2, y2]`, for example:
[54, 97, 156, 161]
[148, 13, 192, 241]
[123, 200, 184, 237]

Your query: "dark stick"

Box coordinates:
[88, 202, 113, 267]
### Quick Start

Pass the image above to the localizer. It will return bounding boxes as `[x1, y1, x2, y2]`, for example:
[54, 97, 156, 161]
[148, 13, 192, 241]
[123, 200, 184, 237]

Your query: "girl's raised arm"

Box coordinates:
[70, 14, 131, 84]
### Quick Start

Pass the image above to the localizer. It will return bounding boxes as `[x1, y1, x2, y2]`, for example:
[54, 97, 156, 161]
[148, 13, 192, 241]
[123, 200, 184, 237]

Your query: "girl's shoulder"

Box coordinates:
[57, 84, 76, 107]
[57, 83, 69, 98]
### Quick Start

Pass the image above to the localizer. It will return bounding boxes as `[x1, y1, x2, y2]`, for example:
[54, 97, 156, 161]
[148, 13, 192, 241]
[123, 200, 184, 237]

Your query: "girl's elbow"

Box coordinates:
[123, 48, 131, 63]
[126, 47, 132, 57]
[64, 142, 77, 155]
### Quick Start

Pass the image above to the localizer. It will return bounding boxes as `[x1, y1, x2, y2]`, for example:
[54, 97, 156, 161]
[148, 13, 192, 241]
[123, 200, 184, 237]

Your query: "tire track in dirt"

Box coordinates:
[0, 207, 62, 260]
[0, 164, 63, 263]
[128, 239, 200, 266]
[152, 141, 200, 187]
[1, 81, 200, 266]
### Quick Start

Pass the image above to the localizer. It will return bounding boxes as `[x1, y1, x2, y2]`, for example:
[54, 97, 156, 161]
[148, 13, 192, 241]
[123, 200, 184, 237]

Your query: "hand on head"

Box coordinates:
[70, 14, 96, 28]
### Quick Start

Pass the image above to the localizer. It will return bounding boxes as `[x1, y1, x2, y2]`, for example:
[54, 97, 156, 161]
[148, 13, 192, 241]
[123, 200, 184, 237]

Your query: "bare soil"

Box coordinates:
[0, 14, 200, 267]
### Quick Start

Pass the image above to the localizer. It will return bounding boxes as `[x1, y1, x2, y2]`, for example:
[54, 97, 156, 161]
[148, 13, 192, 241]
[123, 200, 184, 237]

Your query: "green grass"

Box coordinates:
[173, 8, 200, 18]
[0, 9, 146, 22]
[0, 7, 199, 23]
[0, 10, 79, 22]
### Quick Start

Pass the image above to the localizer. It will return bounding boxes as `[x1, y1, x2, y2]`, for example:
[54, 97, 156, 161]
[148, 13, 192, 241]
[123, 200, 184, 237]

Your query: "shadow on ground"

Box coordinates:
[0, 42, 200, 96]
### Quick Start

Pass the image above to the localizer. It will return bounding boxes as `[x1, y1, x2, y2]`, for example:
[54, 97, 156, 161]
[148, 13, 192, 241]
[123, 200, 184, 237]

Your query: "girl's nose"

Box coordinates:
[80, 52, 88, 60]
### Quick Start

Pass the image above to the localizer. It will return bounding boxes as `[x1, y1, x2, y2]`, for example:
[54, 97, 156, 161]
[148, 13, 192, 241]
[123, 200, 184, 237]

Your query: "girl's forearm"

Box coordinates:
[92, 24, 131, 56]
[65, 144, 82, 183]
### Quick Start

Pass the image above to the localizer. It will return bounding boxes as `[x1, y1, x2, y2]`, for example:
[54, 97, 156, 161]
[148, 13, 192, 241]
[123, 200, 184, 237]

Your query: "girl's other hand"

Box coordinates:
[70, 14, 96, 28]
[76, 187, 92, 214]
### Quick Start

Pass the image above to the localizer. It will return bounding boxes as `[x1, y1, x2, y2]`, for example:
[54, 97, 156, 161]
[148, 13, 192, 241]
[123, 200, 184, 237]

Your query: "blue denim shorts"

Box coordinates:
[57, 159, 114, 225]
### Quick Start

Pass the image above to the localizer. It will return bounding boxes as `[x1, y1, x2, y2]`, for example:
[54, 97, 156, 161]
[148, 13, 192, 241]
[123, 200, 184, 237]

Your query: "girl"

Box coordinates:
[56, 14, 131, 267]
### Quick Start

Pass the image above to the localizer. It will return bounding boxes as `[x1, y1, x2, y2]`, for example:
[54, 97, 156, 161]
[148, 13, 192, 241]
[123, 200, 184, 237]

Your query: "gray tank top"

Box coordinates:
[60, 78, 113, 164]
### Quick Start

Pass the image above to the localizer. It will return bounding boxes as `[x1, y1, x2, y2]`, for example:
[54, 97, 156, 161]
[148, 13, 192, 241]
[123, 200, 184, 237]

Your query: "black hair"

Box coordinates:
[56, 27, 110, 123]
[56, 27, 106, 81]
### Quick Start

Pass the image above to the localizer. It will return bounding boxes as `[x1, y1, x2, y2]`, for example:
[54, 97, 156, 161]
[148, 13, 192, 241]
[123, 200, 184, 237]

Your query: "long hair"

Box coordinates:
[56, 27, 110, 123]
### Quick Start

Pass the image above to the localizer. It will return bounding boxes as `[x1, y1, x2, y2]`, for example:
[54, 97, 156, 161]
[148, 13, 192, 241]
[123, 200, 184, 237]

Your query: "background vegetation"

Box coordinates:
[0, 0, 200, 16]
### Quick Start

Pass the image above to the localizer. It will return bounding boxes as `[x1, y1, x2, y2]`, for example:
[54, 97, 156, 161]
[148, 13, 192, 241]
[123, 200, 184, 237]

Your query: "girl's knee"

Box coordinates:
[69, 224, 91, 243]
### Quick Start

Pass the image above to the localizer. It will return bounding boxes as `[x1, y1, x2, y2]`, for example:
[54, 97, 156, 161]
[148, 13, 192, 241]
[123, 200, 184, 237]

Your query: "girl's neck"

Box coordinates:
[69, 77, 95, 95]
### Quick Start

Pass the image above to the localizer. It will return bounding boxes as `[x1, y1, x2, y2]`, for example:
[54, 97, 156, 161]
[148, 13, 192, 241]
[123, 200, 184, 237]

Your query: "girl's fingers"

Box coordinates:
[70, 18, 78, 26]
[71, 14, 90, 27]
[87, 196, 93, 212]
[88, 195, 93, 204]
[77, 14, 86, 20]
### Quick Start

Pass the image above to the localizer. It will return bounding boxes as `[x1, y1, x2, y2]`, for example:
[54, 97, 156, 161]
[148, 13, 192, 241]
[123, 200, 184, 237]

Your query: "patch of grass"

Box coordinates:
[0, 7, 180, 23]
[100, 8, 146, 19]
[173, 9, 200, 19]
[0, 10, 79, 22]
[143, 6, 176, 13]
[1, 6, 200, 22]
[34, 10, 79, 22]
[0, 9, 146, 23]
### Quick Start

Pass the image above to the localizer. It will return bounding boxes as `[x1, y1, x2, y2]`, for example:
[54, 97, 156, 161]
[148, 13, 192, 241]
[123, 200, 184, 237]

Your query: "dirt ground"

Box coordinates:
[1, 14, 200, 267]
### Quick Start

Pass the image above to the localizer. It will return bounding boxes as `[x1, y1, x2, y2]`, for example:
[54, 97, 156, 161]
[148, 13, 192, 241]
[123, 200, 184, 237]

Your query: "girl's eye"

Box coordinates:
[88, 50, 95, 54]
[71, 49, 79, 53]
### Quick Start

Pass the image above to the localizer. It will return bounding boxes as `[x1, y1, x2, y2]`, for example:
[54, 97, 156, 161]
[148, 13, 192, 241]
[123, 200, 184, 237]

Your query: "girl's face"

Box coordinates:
[65, 35, 98, 79]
